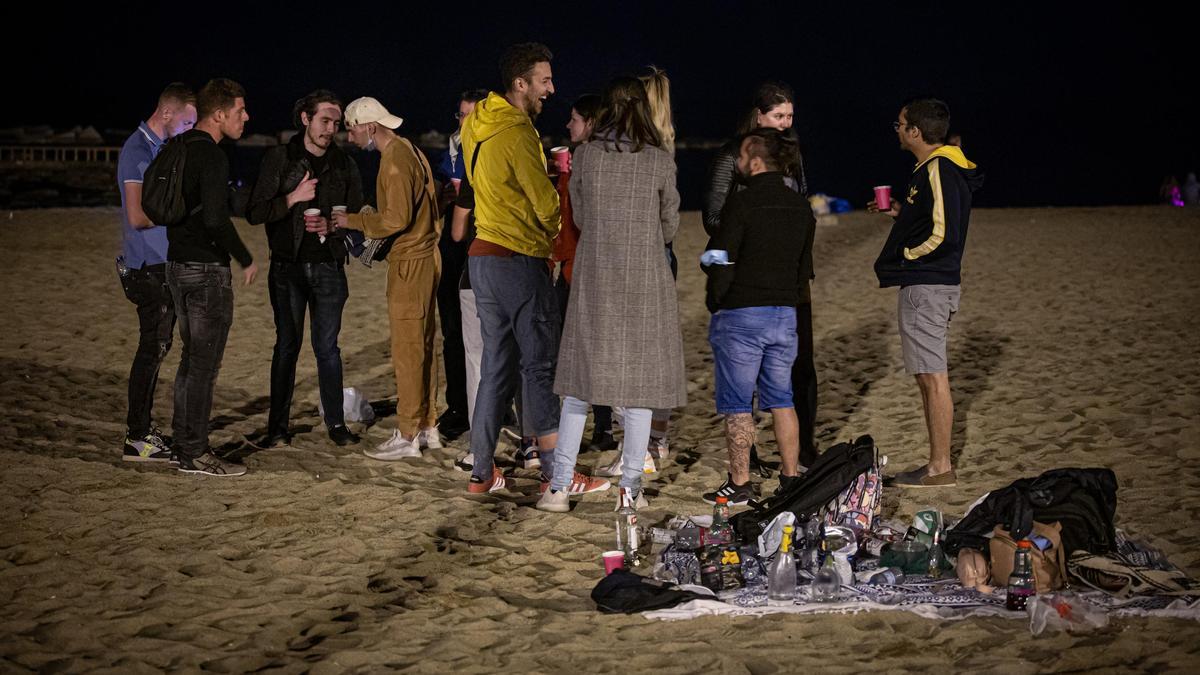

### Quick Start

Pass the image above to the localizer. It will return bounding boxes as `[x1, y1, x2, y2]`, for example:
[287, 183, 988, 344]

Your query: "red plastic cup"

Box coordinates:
[873, 185, 892, 210]
[550, 146, 571, 174]
[602, 550, 625, 575]
[450, 177, 462, 193]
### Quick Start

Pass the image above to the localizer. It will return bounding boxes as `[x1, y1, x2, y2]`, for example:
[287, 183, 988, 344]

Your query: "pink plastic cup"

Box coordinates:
[602, 550, 625, 575]
[550, 146, 571, 174]
[450, 177, 462, 193]
[873, 185, 892, 210]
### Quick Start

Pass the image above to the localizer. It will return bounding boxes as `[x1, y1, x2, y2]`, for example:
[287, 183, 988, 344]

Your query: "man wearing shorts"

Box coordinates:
[703, 129, 815, 505]
[871, 98, 984, 488]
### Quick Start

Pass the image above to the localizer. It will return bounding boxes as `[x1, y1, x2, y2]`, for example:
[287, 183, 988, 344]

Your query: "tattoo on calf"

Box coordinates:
[725, 413, 756, 478]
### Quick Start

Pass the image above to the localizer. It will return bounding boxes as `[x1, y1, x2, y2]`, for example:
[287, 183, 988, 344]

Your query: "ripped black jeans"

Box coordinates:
[121, 263, 176, 439]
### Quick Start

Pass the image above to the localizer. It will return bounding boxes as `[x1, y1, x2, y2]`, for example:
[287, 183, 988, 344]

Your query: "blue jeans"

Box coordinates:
[553, 397, 651, 490]
[709, 306, 797, 414]
[166, 262, 234, 458]
[267, 260, 349, 433]
[468, 255, 561, 480]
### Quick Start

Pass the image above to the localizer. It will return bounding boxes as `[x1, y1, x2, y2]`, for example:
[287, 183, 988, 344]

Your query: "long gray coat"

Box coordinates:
[553, 139, 687, 409]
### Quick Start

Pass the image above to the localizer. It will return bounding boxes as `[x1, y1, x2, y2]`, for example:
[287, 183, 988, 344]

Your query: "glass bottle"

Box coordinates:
[615, 495, 641, 567]
[927, 528, 945, 579]
[768, 526, 798, 604]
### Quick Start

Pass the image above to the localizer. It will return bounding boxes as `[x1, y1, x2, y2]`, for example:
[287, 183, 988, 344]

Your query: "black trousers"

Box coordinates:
[437, 233, 468, 415]
[792, 302, 818, 467]
[121, 263, 175, 438]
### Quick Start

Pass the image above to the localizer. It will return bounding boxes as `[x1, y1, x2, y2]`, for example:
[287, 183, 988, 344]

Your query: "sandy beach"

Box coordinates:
[1, 205, 1199, 672]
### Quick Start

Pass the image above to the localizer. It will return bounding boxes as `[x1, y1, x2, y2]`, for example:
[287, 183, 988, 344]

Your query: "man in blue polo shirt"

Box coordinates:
[116, 82, 196, 462]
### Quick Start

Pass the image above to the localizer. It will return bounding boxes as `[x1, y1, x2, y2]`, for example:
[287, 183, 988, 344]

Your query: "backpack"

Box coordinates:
[989, 521, 1068, 593]
[731, 435, 879, 541]
[142, 134, 206, 226]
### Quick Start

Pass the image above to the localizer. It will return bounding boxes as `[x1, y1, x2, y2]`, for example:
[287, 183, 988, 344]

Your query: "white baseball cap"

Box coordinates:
[344, 97, 403, 129]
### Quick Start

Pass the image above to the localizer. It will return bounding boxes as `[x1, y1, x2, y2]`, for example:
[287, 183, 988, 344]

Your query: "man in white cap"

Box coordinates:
[333, 96, 442, 459]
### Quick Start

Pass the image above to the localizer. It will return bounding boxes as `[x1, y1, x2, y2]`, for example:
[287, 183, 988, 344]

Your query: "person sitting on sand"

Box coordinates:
[869, 97, 984, 488]
[701, 128, 814, 506]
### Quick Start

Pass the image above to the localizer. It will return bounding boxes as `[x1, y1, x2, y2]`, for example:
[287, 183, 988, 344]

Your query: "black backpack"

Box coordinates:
[142, 134, 206, 226]
[731, 435, 877, 541]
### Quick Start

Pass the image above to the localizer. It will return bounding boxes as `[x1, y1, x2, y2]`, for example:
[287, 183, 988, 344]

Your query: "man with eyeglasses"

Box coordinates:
[247, 89, 364, 448]
[433, 89, 490, 441]
[870, 98, 984, 488]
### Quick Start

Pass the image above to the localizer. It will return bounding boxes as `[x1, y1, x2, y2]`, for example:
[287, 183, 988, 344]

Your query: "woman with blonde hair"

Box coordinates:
[537, 75, 685, 512]
[640, 66, 675, 154]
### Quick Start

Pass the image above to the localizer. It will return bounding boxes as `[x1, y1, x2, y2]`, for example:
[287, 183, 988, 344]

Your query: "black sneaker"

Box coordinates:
[247, 430, 291, 450]
[514, 438, 541, 469]
[702, 475, 755, 506]
[776, 473, 804, 496]
[328, 425, 361, 446]
[749, 444, 774, 479]
[123, 431, 176, 464]
[177, 452, 247, 477]
[437, 409, 470, 441]
[587, 430, 618, 452]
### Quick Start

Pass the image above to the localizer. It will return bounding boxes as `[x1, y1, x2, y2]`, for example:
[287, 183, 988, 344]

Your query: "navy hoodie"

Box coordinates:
[874, 145, 983, 287]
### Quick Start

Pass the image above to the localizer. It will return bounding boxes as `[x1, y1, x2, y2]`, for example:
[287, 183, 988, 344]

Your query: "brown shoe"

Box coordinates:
[891, 466, 957, 488]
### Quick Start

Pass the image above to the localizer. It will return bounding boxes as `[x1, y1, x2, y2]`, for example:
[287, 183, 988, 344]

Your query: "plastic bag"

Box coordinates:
[317, 387, 376, 424]
[1028, 592, 1109, 635]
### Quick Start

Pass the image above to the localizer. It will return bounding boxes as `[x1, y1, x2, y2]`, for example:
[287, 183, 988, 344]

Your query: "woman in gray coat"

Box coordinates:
[537, 76, 686, 513]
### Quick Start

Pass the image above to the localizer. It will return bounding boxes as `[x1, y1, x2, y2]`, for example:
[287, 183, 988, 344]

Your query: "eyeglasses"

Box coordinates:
[892, 120, 909, 132]
[454, 112, 466, 120]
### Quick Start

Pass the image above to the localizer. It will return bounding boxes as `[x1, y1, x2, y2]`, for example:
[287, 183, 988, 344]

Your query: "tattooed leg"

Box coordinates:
[725, 413, 756, 485]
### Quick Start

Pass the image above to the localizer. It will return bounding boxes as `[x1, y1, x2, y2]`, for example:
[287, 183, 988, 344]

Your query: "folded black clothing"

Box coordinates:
[591, 570, 707, 614]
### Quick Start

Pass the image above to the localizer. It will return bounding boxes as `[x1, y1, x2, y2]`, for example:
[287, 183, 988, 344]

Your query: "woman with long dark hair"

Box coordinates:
[537, 76, 685, 512]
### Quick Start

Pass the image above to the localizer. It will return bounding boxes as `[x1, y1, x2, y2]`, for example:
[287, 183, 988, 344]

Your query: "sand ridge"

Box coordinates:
[1, 206, 1199, 671]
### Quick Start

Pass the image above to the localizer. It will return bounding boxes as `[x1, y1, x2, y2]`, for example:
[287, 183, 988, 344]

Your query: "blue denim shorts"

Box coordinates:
[709, 306, 798, 414]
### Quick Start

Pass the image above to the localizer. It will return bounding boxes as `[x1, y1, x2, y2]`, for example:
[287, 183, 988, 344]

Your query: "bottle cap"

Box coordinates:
[1017, 540, 1033, 549]
[783, 525, 794, 533]
[716, 497, 728, 504]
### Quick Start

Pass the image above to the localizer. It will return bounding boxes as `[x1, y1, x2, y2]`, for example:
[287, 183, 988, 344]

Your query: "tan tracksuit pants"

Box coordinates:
[386, 253, 440, 435]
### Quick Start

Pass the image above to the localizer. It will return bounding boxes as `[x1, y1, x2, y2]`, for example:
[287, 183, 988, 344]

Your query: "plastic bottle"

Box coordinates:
[1006, 540, 1037, 611]
[768, 526, 798, 604]
[866, 566, 906, 585]
[615, 496, 641, 567]
[812, 554, 841, 602]
[707, 496, 734, 546]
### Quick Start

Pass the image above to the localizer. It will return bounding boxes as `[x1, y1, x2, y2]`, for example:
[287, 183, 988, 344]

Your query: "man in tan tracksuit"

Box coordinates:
[335, 96, 442, 459]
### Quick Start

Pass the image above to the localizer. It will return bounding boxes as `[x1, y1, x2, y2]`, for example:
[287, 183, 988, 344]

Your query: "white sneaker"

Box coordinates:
[596, 442, 656, 477]
[536, 489, 571, 513]
[364, 430, 421, 460]
[615, 487, 649, 511]
[417, 427, 443, 450]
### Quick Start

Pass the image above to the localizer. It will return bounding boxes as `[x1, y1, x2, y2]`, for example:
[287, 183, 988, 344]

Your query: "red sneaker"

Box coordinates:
[540, 471, 610, 495]
[468, 466, 508, 494]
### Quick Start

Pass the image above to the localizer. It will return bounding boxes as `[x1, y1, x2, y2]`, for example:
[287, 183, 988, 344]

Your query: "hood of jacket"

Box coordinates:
[917, 145, 984, 193]
[464, 92, 533, 145]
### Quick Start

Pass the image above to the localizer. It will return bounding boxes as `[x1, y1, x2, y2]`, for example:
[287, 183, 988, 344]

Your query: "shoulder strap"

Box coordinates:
[470, 137, 488, 176]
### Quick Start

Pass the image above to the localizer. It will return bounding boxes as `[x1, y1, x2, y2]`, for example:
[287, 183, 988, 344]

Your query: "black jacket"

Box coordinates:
[246, 133, 364, 262]
[167, 129, 253, 267]
[702, 135, 808, 237]
[874, 146, 983, 287]
[703, 171, 815, 312]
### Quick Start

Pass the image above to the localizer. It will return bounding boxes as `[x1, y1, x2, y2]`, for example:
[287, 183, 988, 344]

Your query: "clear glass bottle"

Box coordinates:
[927, 528, 945, 579]
[707, 496, 734, 546]
[1005, 540, 1037, 611]
[768, 526, 798, 604]
[811, 551, 841, 602]
[615, 495, 641, 567]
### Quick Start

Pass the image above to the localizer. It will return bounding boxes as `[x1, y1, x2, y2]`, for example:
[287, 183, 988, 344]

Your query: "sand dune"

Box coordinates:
[1, 206, 1199, 671]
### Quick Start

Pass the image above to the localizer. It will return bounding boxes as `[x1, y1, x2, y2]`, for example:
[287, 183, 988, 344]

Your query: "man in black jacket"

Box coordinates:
[247, 90, 364, 448]
[870, 98, 983, 488]
[166, 78, 257, 477]
[702, 129, 815, 505]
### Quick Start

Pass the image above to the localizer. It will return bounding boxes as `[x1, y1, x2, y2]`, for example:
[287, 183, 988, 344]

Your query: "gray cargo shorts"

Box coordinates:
[898, 284, 960, 374]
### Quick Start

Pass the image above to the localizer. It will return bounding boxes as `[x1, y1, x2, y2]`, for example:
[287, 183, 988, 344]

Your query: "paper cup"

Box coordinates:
[550, 146, 571, 173]
[602, 550, 625, 575]
[873, 185, 892, 209]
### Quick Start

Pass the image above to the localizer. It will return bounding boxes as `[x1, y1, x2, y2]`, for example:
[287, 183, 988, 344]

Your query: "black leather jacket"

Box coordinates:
[702, 134, 808, 238]
[247, 134, 364, 262]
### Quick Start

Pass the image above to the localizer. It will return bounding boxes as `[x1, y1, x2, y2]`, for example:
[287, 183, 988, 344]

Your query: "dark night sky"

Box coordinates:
[5, 1, 1195, 208]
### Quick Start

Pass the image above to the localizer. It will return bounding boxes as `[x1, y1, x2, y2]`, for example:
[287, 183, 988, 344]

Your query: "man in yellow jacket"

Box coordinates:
[460, 43, 606, 496]
[335, 96, 442, 460]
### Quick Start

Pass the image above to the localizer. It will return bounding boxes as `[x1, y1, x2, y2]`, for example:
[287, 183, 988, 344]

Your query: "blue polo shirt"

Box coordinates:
[117, 122, 167, 268]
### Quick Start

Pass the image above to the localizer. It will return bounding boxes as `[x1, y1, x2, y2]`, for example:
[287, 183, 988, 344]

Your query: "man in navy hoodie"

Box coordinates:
[871, 98, 983, 488]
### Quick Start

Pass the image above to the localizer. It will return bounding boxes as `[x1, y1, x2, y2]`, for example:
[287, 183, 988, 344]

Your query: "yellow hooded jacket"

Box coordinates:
[461, 92, 561, 258]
